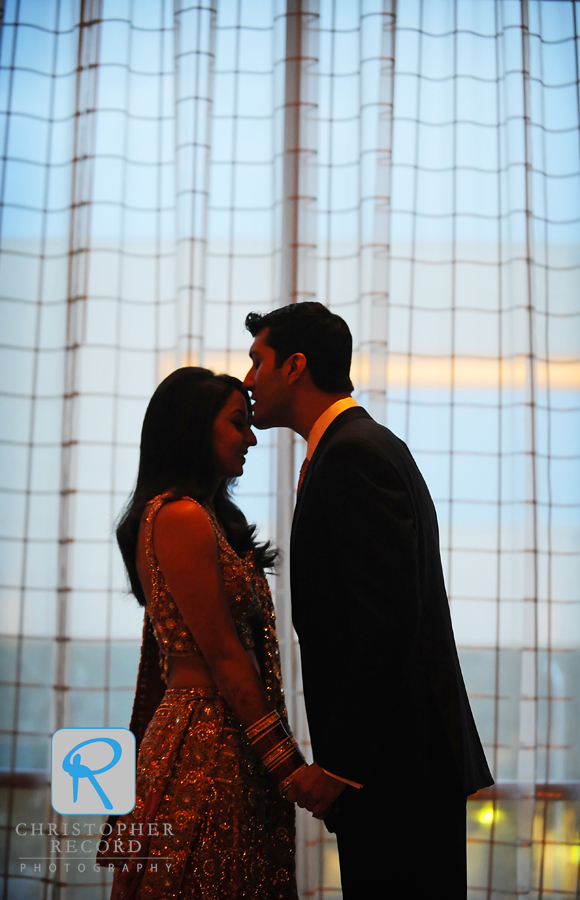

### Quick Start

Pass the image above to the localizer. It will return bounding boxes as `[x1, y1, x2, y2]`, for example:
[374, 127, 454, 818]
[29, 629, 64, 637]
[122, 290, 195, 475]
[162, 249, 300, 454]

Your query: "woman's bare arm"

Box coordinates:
[152, 500, 272, 728]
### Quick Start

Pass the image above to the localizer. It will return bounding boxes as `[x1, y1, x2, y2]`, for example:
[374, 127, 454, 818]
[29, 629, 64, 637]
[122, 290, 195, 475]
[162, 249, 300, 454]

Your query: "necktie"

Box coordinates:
[297, 457, 309, 495]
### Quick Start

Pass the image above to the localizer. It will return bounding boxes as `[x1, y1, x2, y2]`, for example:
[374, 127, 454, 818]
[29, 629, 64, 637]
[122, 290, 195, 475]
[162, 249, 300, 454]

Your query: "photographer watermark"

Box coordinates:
[13, 728, 170, 878]
[51, 728, 136, 815]
[16, 821, 175, 875]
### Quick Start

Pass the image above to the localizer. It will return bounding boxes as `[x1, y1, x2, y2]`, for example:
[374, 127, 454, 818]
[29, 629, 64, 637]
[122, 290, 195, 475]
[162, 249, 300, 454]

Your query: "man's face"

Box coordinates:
[243, 329, 291, 429]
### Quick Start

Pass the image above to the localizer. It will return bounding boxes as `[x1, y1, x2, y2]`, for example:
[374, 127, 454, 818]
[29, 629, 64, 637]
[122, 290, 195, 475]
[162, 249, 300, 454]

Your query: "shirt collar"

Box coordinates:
[306, 397, 359, 460]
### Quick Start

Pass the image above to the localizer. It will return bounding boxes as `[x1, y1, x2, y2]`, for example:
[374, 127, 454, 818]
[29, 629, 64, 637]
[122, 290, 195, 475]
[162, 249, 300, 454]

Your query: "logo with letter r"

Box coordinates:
[51, 729, 136, 815]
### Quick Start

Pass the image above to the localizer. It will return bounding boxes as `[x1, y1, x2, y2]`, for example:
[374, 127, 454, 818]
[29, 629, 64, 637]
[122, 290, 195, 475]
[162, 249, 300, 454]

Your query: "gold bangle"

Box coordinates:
[262, 738, 296, 770]
[269, 747, 306, 775]
[279, 763, 308, 794]
[250, 721, 282, 749]
[246, 710, 279, 741]
[245, 710, 306, 789]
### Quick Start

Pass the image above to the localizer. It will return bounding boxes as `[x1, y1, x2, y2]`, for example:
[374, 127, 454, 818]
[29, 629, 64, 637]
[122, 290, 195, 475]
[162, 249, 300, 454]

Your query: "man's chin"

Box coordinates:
[250, 408, 276, 430]
[251, 417, 272, 431]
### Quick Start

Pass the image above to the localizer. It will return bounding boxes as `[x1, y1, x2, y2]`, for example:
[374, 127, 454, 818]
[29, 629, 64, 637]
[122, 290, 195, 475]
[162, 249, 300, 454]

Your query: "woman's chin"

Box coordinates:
[217, 459, 246, 479]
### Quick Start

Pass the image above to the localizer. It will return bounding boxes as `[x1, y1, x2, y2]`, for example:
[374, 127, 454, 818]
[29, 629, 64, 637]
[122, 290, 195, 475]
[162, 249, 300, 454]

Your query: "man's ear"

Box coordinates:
[286, 352, 308, 384]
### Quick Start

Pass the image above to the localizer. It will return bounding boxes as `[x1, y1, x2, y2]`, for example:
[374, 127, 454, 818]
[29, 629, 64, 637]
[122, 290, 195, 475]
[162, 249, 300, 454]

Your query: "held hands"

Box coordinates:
[285, 762, 346, 819]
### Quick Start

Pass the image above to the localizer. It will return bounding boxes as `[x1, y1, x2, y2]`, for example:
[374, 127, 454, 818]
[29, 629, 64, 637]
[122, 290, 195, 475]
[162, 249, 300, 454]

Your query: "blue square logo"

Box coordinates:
[51, 728, 136, 815]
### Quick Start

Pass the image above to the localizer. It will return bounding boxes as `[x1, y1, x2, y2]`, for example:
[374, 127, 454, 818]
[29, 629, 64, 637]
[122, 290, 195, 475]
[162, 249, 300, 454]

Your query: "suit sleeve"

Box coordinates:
[293, 439, 421, 785]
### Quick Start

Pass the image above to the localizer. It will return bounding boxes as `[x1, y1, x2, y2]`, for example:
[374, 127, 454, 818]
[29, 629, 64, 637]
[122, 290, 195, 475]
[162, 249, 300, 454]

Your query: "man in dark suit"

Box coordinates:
[243, 302, 493, 898]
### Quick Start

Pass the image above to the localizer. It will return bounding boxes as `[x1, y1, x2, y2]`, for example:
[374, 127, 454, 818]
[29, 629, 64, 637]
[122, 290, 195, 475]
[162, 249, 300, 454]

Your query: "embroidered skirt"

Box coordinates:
[106, 688, 297, 900]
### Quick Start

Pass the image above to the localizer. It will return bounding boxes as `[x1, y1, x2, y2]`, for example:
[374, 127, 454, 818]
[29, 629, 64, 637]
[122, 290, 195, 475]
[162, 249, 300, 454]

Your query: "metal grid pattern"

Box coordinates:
[383, 3, 580, 895]
[298, 0, 580, 895]
[0, 1, 578, 898]
[0, 0, 283, 896]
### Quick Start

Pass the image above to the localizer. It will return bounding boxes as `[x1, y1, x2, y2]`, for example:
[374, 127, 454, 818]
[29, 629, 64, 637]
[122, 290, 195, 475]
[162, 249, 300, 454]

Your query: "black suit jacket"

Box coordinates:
[290, 407, 493, 795]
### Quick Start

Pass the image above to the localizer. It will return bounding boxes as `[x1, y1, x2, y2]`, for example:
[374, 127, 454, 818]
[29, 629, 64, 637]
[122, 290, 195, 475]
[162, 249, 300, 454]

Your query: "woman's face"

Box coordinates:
[212, 390, 257, 478]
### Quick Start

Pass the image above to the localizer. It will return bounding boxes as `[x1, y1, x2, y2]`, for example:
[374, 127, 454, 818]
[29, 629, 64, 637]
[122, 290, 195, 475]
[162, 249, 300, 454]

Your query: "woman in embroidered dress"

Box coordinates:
[103, 367, 305, 900]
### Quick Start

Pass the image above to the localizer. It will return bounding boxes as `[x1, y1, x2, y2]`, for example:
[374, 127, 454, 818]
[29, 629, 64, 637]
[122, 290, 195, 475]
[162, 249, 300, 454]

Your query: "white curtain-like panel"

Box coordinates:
[0, 1, 578, 898]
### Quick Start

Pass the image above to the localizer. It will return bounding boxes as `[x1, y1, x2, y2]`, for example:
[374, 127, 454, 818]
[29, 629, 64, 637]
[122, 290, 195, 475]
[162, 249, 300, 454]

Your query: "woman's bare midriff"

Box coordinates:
[167, 649, 260, 689]
[135, 510, 260, 690]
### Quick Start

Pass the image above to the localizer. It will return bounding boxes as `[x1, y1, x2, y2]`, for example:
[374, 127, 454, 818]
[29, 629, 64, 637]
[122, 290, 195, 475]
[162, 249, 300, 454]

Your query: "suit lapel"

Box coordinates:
[291, 406, 371, 544]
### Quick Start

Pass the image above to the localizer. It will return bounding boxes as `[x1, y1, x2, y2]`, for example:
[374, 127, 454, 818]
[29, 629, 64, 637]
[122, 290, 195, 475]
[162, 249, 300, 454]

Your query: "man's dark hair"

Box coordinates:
[245, 302, 354, 393]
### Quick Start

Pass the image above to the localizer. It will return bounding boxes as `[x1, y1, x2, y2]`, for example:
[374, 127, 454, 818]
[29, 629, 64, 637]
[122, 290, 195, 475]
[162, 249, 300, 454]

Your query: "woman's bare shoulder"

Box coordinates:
[153, 498, 217, 557]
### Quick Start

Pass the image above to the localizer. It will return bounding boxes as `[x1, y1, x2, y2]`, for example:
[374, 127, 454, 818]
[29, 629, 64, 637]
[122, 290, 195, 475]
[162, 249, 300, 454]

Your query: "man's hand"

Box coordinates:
[285, 762, 347, 819]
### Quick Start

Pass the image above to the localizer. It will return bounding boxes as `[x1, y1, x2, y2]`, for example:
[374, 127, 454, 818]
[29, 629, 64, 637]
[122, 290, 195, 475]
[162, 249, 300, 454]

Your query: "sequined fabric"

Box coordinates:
[108, 690, 296, 900]
[144, 494, 262, 683]
[105, 494, 297, 899]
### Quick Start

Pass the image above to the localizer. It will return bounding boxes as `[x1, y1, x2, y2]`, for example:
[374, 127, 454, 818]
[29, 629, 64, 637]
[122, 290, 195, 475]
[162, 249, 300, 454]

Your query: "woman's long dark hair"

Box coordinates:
[116, 366, 277, 606]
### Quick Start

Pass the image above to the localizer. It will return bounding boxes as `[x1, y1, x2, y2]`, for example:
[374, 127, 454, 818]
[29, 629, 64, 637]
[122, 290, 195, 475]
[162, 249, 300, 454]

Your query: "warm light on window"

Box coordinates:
[478, 804, 504, 826]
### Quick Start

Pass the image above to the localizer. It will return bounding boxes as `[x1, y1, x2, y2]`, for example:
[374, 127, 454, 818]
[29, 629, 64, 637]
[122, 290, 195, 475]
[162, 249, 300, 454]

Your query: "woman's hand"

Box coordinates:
[285, 763, 347, 819]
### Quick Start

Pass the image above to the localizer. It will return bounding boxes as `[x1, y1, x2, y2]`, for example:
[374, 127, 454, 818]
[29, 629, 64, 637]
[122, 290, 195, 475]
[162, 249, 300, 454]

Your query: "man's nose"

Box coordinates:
[242, 367, 253, 389]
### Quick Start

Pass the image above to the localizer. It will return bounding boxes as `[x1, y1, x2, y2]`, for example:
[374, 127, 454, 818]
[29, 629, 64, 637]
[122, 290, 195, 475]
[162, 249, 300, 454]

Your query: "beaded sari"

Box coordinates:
[102, 494, 297, 900]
